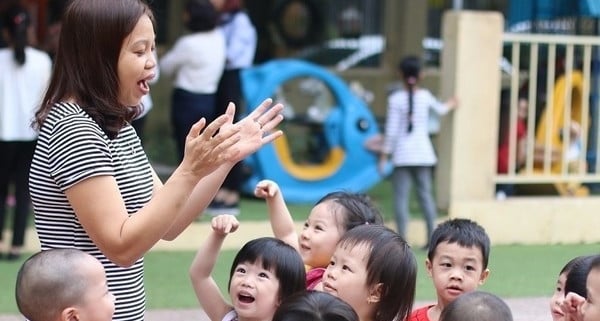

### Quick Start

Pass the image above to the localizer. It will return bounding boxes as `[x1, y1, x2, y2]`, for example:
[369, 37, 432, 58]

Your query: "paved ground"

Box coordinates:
[0, 297, 550, 321]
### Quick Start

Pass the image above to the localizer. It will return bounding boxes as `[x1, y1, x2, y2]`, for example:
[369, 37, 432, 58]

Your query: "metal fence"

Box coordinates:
[497, 33, 600, 194]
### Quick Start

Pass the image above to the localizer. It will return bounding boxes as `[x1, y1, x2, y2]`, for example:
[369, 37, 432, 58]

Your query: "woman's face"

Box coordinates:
[117, 14, 156, 107]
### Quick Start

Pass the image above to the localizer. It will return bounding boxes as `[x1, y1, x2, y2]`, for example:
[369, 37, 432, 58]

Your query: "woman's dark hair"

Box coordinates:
[337, 225, 417, 321]
[398, 55, 421, 133]
[33, 0, 155, 139]
[228, 237, 305, 301]
[315, 191, 383, 232]
[273, 291, 358, 321]
[185, 0, 219, 32]
[3, 5, 31, 66]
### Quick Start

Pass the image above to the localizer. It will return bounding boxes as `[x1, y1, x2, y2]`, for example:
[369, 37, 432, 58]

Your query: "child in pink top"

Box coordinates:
[254, 179, 383, 290]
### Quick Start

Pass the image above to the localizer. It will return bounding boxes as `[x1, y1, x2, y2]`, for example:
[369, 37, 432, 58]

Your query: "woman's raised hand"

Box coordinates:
[180, 113, 241, 178]
[225, 98, 284, 163]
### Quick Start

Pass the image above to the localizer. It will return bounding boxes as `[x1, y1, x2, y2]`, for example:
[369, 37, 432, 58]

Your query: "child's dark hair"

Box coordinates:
[273, 290, 358, 321]
[427, 218, 491, 269]
[590, 255, 600, 276]
[440, 291, 513, 321]
[228, 237, 305, 300]
[564, 255, 598, 298]
[315, 191, 383, 231]
[185, 0, 219, 32]
[337, 224, 416, 321]
[3, 4, 31, 66]
[398, 55, 421, 133]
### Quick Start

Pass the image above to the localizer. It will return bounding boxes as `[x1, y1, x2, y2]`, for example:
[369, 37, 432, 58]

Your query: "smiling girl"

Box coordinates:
[190, 214, 306, 321]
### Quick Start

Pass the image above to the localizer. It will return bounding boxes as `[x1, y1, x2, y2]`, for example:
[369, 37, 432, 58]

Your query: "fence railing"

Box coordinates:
[497, 33, 600, 194]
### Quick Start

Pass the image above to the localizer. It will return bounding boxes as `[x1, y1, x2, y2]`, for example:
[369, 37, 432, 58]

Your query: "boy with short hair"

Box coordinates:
[409, 218, 491, 321]
[15, 249, 115, 321]
[440, 291, 513, 321]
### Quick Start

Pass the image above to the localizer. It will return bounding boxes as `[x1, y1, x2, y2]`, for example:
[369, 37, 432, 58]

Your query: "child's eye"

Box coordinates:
[465, 265, 475, 271]
[315, 225, 324, 231]
[235, 267, 246, 273]
[440, 263, 451, 268]
[303, 222, 309, 228]
[342, 264, 352, 272]
[258, 272, 269, 279]
[328, 260, 335, 267]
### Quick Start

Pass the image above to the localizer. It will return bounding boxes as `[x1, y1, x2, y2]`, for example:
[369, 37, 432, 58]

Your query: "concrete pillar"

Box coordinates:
[435, 11, 504, 209]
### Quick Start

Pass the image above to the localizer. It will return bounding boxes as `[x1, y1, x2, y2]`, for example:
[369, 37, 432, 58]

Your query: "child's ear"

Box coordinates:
[425, 258, 433, 278]
[60, 307, 79, 321]
[367, 283, 383, 303]
[479, 268, 491, 285]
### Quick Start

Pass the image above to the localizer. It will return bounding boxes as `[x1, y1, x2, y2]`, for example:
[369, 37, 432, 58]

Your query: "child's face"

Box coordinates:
[229, 261, 281, 320]
[73, 257, 115, 321]
[550, 272, 567, 321]
[322, 242, 375, 321]
[117, 14, 156, 107]
[298, 201, 344, 268]
[582, 268, 600, 321]
[426, 241, 489, 308]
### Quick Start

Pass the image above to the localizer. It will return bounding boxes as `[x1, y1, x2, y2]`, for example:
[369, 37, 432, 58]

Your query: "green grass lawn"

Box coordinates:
[0, 243, 598, 314]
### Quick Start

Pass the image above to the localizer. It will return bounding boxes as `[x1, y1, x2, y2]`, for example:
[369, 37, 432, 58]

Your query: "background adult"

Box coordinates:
[160, 0, 225, 162]
[0, 4, 51, 260]
[207, 0, 257, 215]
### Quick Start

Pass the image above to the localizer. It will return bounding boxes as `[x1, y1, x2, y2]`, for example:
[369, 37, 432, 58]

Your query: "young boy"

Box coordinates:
[439, 291, 513, 321]
[15, 249, 115, 321]
[409, 218, 491, 321]
[562, 255, 600, 321]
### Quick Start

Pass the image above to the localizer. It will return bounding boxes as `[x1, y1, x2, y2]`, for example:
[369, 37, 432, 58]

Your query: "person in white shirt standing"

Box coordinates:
[160, 0, 226, 162]
[378, 56, 457, 249]
[207, 0, 257, 215]
[0, 4, 51, 260]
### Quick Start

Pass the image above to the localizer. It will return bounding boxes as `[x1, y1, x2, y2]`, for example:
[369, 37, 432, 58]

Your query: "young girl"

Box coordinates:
[378, 55, 457, 246]
[254, 179, 383, 290]
[321, 224, 417, 321]
[550, 255, 596, 321]
[190, 214, 306, 321]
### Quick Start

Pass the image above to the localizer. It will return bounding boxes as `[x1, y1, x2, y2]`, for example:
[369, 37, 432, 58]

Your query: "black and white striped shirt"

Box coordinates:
[29, 102, 154, 321]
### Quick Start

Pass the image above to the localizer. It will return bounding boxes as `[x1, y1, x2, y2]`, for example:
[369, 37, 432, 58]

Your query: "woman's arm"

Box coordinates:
[190, 215, 239, 321]
[65, 114, 238, 266]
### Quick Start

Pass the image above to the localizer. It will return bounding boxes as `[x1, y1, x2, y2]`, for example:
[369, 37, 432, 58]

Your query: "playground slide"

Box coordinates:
[530, 70, 588, 196]
[240, 59, 388, 203]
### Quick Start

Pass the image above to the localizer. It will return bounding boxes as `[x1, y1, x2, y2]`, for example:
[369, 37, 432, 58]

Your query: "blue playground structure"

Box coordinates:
[240, 59, 388, 203]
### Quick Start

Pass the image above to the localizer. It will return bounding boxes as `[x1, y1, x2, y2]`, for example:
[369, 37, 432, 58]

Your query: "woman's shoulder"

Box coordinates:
[44, 102, 95, 128]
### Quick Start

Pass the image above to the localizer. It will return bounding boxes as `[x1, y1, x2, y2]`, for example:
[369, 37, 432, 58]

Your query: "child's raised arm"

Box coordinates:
[189, 214, 239, 321]
[254, 180, 298, 250]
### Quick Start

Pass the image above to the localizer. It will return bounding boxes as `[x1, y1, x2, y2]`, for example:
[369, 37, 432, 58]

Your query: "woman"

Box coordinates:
[28, 1, 283, 320]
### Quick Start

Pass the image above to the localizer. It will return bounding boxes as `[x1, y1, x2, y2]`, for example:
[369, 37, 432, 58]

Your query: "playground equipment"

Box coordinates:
[240, 59, 388, 203]
[531, 70, 589, 195]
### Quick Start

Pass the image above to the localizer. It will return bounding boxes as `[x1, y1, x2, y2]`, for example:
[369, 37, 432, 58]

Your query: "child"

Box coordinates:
[15, 248, 115, 321]
[190, 214, 306, 321]
[439, 291, 513, 321]
[551, 255, 596, 321]
[561, 255, 600, 321]
[378, 55, 458, 246]
[409, 218, 491, 321]
[273, 290, 358, 321]
[254, 179, 383, 290]
[322, 224, 417, 321]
